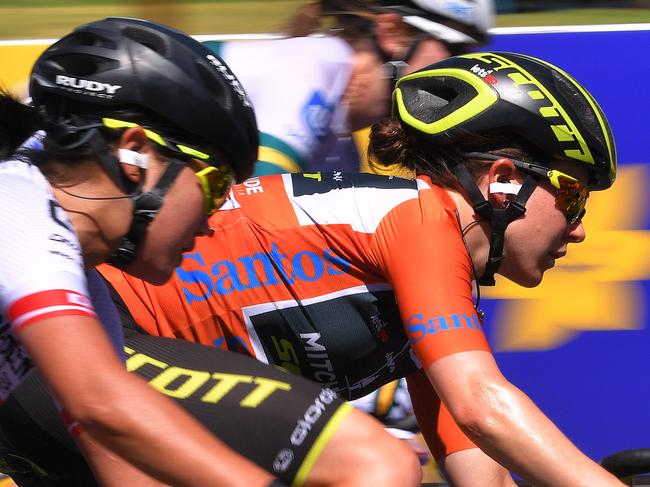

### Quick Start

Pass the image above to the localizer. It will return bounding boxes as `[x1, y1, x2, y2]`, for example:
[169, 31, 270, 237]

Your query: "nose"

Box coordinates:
[566, 220, 586, 243]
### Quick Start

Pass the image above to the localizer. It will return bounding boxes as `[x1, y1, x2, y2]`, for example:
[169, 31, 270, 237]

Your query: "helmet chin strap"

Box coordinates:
[84, 128, 186, 270]
[107, 160, 184, 269]
[452, 164, 538, 286]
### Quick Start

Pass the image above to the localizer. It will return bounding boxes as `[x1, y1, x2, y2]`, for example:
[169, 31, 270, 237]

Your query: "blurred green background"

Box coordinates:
[1, 0, 650, 40]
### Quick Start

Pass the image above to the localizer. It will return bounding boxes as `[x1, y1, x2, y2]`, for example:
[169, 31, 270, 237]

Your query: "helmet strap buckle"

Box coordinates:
[107, 159, 185, 269]
[453, 164, 537, 286]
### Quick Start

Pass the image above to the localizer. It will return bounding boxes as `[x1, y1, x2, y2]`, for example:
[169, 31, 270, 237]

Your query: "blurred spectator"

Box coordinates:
[203, 0, 495, 175]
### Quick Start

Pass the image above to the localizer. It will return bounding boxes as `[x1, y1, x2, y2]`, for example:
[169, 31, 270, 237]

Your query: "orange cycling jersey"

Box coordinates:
[99, 171, 490, 402]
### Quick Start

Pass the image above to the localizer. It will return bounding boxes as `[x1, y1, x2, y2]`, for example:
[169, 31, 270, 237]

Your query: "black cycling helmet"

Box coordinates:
[29, 17, 259, 269]
[393, 51, 616, 190]
[321, 0, 494, 46]
[30, 16, 258, 181]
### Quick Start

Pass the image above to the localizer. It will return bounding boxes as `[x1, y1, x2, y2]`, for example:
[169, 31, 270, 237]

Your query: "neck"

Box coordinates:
[445, 189, 490, 279]
[50, 163, 132, 268]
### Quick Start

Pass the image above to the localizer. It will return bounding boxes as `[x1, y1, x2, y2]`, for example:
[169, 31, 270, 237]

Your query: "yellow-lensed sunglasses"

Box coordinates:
[466, 152, 589, 224]
[102, 118, 233, 216]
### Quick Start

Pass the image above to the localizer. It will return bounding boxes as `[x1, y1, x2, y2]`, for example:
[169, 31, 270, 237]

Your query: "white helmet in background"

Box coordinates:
[321, 0, 495, 47]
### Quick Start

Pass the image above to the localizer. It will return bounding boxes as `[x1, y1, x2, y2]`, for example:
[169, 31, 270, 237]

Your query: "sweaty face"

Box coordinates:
[125, 163, 209, 285]
[497, 162, 590, 287]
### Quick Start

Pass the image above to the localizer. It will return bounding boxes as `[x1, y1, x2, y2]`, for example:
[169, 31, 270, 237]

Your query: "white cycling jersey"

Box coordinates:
[0, 160, 95, 403]
[204, 36, 358, 174]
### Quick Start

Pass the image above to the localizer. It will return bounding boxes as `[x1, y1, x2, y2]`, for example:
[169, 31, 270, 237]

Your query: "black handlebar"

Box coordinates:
[601, 448, 650, 479]
[420, 449, 650, 487]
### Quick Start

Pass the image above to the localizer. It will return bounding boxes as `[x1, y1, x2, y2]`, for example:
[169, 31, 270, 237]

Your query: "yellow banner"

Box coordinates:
[0, 43, 51, 97]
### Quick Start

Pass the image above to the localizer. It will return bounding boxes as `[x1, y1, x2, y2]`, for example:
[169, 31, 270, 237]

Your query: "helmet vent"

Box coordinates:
[57, 31, 113, 49]
[551, 70, 605, 150]
[195, 61, 231, 109]
[401, 79, 465, 124]
[47, 54, 111, 77]
[123, 27, 167, 56]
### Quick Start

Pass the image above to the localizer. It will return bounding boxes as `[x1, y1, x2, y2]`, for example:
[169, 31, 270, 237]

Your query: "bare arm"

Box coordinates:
[75, 435, 171, 487]
[18, 315, 276, 487]
[426, 351, 623, 487]
[407, 370, 516, 487]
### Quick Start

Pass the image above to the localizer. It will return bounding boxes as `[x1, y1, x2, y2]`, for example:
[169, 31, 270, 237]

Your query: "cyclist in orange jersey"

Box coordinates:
[98, 52, 622, 487]
[12, 52, 623, 487]
[0, 17, 419, 487]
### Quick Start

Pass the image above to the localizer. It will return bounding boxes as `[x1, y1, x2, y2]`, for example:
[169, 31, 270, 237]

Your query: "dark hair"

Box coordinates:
[0, 90, 42, 161]
[0, 90, 173, 177]
[0, 91, 92, 175]
[368, 117, 538, 191]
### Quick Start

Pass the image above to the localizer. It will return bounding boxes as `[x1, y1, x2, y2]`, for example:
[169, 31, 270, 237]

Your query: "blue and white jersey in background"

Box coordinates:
[204, 36, 358, 175]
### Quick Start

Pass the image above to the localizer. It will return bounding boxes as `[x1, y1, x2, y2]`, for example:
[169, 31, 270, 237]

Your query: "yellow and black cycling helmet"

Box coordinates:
[393, 51, 616, 190]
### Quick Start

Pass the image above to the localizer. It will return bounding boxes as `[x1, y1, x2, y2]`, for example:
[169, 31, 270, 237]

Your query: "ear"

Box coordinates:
[117, 126, 151, 183]
[373, 12, 411, 58]
[485, 158, 518, 208]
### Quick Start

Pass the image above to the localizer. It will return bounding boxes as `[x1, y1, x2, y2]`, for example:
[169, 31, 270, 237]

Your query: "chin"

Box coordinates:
[144, 271, 171, 286]
[520, 276, 544, 288]
[501, 269, 544, 288]
[126, 260, 173, 286]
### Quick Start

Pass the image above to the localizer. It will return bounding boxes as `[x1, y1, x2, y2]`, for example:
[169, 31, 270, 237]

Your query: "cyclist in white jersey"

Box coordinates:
[0, 16, 419, 487]
[0, 17, 277, 487]
[204, 0, 495, 175]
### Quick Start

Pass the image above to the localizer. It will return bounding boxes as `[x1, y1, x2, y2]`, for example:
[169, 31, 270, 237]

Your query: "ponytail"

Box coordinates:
[368, 117, 408, 167]
[0, 90, 43, 160]
[369, 118, 534, 191]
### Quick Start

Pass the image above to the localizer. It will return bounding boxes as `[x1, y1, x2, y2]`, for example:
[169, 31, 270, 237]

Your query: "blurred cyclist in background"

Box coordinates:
[204, 0, 494, 175]
[0, 16, 420, 487]
[97, 51, 622, 487]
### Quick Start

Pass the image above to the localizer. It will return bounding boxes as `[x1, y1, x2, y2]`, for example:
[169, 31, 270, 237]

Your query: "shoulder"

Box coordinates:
[285, 36, 353, 63]
[272, 172, 432, 234]
[0, 160, 68, 225]
[369, 176, 465, 256]
[221, 36, 352, 62]
[219, 173, 455, 236]
[0, 158, 46, 183]
[0, 160, 52, 212]
[0, 161, 85, 301]
[218, 37, 353, 84]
